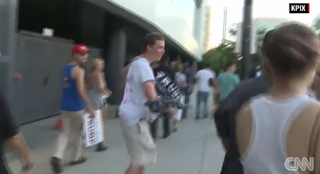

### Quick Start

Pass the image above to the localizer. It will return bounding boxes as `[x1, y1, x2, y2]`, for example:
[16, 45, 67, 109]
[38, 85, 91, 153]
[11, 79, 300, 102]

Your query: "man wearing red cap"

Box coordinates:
[50, 44, 95, 173]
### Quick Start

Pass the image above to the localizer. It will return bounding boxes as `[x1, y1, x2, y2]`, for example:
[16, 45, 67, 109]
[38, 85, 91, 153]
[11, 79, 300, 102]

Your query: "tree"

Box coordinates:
[203, 25, 240, 71]
[313, 18, 320, 39]
[203, 24, 267, 73]
[249, 27, 267, 66]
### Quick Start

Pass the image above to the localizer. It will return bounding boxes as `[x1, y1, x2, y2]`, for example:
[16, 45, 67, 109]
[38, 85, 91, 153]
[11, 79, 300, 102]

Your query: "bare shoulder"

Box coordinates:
[297, 100, 320, 124]
[236, 103, 253, 156]
[73, 66, 84, 72]
[286, 100, 320, 160]
[237, 103, 252, 120]
[236, 103, 253, 133]
[71, 66, 84, 79]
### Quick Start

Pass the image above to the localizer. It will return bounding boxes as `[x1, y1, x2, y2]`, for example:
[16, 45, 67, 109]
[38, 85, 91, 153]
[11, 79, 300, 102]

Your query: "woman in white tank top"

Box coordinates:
[236, 23, 320, 174]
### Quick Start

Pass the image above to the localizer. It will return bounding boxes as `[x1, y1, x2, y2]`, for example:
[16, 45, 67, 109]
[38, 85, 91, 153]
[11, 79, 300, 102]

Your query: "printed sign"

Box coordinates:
[83, 110, 104, 147]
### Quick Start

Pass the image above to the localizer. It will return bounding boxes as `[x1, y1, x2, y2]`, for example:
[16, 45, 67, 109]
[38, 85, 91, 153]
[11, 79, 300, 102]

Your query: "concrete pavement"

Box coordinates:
[7, 94, 225, 174]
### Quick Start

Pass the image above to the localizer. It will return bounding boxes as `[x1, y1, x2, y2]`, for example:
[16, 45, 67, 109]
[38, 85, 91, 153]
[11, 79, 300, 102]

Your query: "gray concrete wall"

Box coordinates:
[13, 32, 101, 124]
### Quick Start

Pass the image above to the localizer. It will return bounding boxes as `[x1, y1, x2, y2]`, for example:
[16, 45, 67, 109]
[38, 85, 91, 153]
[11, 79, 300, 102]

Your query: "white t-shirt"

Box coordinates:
[175, 72, 186, 88]
[256, 71, 262, 77]
[195, 69, 215, 92]
[119, 57, 155, 126]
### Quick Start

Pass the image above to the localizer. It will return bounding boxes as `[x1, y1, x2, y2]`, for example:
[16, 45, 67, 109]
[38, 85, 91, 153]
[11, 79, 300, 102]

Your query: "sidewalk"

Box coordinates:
[8, 93, 225, 174]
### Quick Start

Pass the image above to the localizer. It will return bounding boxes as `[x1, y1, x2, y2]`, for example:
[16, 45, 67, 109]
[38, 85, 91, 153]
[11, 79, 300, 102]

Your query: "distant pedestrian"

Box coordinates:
[181, 62, 194, 119]
[216, 61, 239, 103]
[172, 61, 187, 131]
[194, 63, 217, 119]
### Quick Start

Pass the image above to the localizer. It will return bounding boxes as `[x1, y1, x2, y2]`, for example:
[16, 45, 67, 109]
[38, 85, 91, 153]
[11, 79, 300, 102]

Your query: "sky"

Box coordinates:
[209, 0, 320, 47]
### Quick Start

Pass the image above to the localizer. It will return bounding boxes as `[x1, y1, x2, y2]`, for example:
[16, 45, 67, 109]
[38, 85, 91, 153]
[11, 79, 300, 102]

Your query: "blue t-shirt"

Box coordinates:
[60, 65, 85, 111]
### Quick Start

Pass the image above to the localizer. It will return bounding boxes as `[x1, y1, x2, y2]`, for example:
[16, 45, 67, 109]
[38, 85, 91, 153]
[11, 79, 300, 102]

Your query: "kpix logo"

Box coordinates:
[289, 3, 310, 13]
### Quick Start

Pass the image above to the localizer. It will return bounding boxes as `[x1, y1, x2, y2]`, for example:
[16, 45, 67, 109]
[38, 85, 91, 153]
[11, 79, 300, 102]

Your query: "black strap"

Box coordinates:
[308, 109, 320, 174]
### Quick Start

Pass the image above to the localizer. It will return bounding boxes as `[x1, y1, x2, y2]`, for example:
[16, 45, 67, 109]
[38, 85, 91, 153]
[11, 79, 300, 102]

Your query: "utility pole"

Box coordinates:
[222, 7, 227, 41]
[240, 0, 252, 80]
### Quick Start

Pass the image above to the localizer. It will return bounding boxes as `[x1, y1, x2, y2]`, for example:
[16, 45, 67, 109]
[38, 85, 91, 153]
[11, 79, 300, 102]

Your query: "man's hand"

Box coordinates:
[21, 154, 33, 172]
[106, 90, 112, 96]
[89, 110, 95, 119]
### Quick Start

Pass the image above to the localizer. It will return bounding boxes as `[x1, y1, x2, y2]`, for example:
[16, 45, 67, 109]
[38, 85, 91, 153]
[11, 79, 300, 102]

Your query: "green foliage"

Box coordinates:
[313, 18, 320, 39]
[203, 24, 267, 72]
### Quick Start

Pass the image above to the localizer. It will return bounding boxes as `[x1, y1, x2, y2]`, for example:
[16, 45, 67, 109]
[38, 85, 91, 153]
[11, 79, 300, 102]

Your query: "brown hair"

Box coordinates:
[143, 32, 165, 51]
[225, 61, 236, 70]
[90, 58, 104, 72]
[261, 29, 274, 55]
[173, 61, 183, 72]
[264, 22, 319, 77]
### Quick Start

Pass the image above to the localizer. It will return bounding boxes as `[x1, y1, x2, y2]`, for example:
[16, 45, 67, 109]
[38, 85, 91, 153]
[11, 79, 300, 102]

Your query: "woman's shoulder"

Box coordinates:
[237, 95, 266, 118]
[301, 100, 320, 116]
[89, 71, 103, 79]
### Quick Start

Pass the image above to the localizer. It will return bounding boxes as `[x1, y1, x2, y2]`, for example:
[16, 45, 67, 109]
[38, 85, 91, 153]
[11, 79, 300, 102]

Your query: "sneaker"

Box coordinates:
[50, 157, 63, 173]
[69, 156, 87, 166]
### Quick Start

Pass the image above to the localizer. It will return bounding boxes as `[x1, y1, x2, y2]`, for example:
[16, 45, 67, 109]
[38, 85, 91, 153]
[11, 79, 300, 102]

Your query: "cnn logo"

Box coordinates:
[284, 157, 314, 172]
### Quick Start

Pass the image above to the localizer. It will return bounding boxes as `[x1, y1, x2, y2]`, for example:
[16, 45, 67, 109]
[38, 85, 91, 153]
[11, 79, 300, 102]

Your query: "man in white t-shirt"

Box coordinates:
[119, 32, 175, 174]
[194, 63, 216, 119]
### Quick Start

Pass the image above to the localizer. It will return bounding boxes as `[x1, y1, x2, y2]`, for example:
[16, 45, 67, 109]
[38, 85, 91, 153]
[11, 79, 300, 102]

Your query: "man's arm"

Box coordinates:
[0, 93, 32, 170]
[136, 63, 157, 101]
[72, 67, 95, 113]
[138, 62, 175, 115]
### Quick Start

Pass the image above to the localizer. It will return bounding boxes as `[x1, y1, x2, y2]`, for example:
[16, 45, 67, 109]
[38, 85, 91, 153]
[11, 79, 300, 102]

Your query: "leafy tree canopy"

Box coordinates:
[202, 24, 267, 73]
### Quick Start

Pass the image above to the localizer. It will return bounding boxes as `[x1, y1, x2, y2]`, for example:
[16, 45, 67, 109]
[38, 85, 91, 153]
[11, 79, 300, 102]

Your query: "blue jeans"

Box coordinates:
[195, 91, 210, 117]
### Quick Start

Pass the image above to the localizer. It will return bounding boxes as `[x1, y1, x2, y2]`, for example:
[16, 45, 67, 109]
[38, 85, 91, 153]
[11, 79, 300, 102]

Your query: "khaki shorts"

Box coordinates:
[121, 120, 157, 165]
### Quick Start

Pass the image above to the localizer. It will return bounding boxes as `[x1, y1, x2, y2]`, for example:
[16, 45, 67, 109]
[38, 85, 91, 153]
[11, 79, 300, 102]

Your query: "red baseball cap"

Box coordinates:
[72, 44, 90, 54]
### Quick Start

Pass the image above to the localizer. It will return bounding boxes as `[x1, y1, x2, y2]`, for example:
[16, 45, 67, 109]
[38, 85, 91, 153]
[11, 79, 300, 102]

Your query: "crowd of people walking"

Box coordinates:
[1, 21, 320, 174]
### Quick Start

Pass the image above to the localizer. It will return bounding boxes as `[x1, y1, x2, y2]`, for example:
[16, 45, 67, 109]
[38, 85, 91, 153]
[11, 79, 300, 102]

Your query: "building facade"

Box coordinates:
[203, 5, 212, 51]
[0, 0, 204, 124]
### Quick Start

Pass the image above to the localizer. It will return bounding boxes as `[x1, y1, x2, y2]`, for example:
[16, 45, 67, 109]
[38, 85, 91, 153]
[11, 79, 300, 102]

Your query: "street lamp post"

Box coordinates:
[240, 0, 252, 80]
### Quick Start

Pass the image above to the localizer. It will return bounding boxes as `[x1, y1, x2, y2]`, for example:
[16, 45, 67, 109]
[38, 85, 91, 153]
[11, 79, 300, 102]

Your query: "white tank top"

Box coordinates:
[241, 95, 313, 174]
